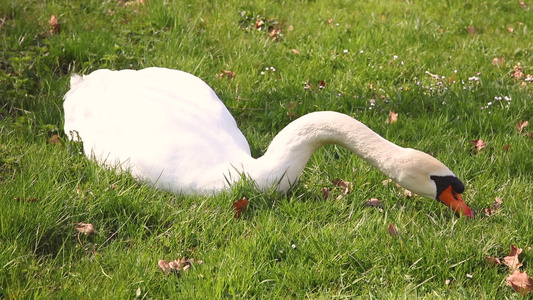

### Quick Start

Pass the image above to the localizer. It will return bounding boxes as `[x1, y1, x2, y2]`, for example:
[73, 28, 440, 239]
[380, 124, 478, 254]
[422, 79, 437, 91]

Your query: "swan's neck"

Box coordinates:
[245, 111, 407, 192]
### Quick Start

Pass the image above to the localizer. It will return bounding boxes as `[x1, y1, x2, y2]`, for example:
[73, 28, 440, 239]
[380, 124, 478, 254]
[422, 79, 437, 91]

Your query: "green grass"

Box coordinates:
[1, 0, 532, 298]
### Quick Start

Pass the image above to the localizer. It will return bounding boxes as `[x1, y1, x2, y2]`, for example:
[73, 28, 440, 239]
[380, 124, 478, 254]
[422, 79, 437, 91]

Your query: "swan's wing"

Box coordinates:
[63, 68, 251, 192]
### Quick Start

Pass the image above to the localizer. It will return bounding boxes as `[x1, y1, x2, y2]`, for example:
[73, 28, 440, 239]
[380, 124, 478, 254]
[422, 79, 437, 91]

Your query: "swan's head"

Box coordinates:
[395, 149, 474, 218]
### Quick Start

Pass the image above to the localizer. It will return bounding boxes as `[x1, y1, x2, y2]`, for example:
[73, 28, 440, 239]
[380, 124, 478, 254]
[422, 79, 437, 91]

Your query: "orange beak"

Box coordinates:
[438, 185, 474, 218]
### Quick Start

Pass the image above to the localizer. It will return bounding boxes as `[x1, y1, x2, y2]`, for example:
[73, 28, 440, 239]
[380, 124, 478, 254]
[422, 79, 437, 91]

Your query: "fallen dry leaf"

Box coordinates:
[269, 28, 281, 40]
[506, 270, 533, 296]
[471, 139, 487, 151]
[403, 189, 414, 198]
[216, 70, 235, 79]
[291, 49, 301, 55]
[75, 223, 95, 235]
[502, 144, 511, 151]
[484, 197, 503, 216]
[467, 26, 477, 35]
[49, 14, 60, 34]
[486, 256, 502, 266]
[46, 134, 60, 145]
[158, 257, 203, 276]
[517, 120, 529, 133]
[511, 63, 525, 79]
[158, 260, 171, 274]
[233, 197, 249, 219]
[503, 244, 523, 271]
[508, 27, 515, 33]
[518, 1, 528, 9]
[319, 80, 326, 90]
[365, 198, 382, 207]
[331, 178, 352, 195]
[388, 223, 398, 236]
[321, 187, 331, 200]
[492, 57, 505, 66]
[381, 179, 392, 185]
[387, 111, 398, 124]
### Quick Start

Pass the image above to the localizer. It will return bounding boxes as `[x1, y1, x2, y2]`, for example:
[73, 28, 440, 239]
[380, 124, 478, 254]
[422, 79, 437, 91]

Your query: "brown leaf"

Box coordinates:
[507, 27, 515, 33]
[331, 178, 352, 195]
[319, 80, 326, 89]
[49, 14, 60, 34]
[321, 187, 331, 200]
[502, 144, 511, 151]
[517, 120, 529, 133]
[511, 63, 524, 79]
[233, 197, 249, 219]
[158, 260, 171, 274]
[46, 134, 60, 145]
[518, 1, 528, 9]
[467, 26, 477, 35]
[484, 197, 504, 216]
[486, 256, 502, 266]
[471, 139, 487, 151]
[269, 28, 281, 40]
[493, 197, 504, 208]
[403, 189, 414, 198]
[75, 223, 95, 235]
[492, 57, 505, 66]
[365, 198, 382, 207]
[158, 257, 201, 276]
[387, 223, 398, 236]
[503, 244, 523, 271]
[291, 49, 301, 55]
[506, 270, 533, 296]
[381, 179, 392, 185]
[387, 111, 398, 124]
[216, 70, 235, 79]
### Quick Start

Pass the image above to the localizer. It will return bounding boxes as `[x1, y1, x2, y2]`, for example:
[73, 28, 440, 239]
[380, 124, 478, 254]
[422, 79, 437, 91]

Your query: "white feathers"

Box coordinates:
[64, 67, 455, 199]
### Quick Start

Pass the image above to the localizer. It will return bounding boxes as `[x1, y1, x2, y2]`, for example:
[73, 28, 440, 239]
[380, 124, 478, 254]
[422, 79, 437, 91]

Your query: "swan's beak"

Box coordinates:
[438, 185, 474, 218]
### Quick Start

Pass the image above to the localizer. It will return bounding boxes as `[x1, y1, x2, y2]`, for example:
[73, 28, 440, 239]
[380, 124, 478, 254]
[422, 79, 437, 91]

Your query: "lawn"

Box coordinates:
[1, 0, 532, 298]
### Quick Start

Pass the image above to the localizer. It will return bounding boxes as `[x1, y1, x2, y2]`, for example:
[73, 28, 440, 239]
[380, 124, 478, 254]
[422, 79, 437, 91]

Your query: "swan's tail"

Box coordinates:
[70, 74, 83, 87]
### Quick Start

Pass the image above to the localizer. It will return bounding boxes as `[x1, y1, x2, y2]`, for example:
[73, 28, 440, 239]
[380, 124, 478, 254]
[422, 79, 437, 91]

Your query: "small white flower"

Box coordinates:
[260, 71, 265, 75]
[487, 102, 492, 106]
[454, 70, 458, 73]
[504, 96, 511, 101]
[393, 55, 398, 60]
[360, 50, 364, 54]
[494, 96, 502, 101]
[343, 49, 349, 54]
[401, 61, 404, 65]
[468, 76, 479, 81]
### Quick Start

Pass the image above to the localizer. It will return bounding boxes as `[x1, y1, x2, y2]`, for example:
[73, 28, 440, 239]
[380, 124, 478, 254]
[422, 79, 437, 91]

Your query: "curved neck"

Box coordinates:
[246, 111, 406, 192]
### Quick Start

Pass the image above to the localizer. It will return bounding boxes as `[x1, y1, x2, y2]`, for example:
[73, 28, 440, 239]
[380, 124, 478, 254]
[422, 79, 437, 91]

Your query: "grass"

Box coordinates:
[1, 0, 532, 298]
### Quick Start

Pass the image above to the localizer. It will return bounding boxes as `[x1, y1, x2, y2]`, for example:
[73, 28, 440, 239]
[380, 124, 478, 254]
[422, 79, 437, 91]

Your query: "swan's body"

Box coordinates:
[63, 67, 473, 217]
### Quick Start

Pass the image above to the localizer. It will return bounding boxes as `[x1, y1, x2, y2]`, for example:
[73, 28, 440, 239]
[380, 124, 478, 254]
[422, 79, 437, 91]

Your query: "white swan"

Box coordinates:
[63, 67, 474, 217]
